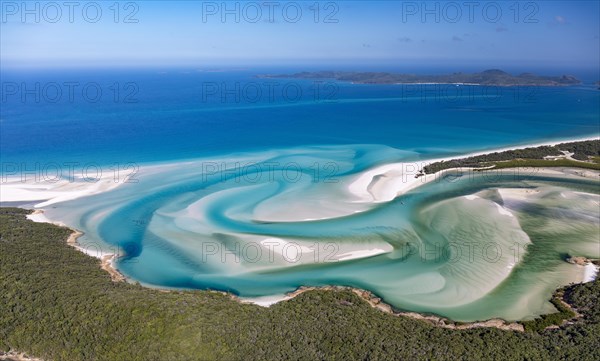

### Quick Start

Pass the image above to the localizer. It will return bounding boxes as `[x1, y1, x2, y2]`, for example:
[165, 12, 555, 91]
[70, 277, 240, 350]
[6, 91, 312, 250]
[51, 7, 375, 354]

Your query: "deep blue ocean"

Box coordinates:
[1, 67, 599, 169]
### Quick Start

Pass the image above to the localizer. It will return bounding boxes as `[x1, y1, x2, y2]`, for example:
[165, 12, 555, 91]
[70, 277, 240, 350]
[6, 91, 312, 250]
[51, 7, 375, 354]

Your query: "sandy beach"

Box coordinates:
[347, 135, 599, 204]
[583, 262, 599, 283]
[1, 171, 130, 208]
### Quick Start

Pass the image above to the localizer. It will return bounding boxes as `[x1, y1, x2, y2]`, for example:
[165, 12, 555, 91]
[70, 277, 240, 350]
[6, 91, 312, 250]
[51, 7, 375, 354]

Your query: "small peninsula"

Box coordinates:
[258, 69, 581, 86]
[421, 139, 600, 174]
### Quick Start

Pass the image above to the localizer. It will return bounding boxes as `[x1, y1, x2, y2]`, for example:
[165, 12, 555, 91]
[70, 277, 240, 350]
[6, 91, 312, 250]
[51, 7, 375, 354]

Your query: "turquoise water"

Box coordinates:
[44, 151, 600, 321]
[2, 68, 599, 321]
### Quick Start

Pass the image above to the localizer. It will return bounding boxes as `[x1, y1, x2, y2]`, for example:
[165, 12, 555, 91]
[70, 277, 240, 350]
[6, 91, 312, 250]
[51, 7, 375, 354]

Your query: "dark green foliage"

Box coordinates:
[520, 297, 576, 332]
[557, 140, 600, 160]
[563, 278, 600, 322]
[423, 140, 600, 173]
[1, 208, 599, 361]
[479, 159, 600, 171]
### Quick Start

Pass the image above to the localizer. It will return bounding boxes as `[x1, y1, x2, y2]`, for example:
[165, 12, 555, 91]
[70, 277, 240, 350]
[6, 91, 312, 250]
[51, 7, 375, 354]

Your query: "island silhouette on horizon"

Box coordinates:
[258, 69, 581, 86]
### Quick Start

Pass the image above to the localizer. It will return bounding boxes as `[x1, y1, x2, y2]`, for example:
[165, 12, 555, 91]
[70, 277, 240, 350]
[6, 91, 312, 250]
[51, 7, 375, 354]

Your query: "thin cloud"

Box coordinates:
[548, 15, 569, 27]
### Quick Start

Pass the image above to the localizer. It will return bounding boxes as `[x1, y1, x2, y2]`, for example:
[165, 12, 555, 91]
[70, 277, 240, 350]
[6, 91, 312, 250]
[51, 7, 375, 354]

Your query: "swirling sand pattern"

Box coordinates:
[43, 146, 600, 321]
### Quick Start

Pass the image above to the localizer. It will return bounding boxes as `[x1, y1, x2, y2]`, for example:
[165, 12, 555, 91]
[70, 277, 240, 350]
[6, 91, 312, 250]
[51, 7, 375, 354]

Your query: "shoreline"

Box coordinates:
[0, 351, 44, 361]
[1, 171, 132, 209]
[347, 136, 599, 205]
[264, 286, 527, 332]
[258, 70, 583, 87]
[27, 210, 126, 283]
[349, 81, 581, 87]
[12, 210, 600, 335]
[416, 135, 599, 164]
[5, 136, 600, 330]
[22, 179, 599, 333]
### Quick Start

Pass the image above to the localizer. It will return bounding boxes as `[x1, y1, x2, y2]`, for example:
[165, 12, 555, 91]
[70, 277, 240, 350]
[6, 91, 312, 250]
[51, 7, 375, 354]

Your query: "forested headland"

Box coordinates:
[422, 139, 600, 174]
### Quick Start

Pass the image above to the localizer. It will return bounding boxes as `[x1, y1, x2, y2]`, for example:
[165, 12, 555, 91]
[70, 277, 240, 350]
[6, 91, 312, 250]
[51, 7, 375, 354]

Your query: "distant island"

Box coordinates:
[258, 69, 581, 86]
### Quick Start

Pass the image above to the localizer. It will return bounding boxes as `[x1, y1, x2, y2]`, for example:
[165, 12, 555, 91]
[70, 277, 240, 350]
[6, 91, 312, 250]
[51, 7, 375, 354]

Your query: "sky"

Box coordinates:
[1, 1, 599, 71]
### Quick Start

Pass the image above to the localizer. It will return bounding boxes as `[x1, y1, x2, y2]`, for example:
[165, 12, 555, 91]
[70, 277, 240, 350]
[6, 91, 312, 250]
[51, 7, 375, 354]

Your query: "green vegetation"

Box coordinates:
[563, 274, 600, 322]
[1, 208, 599, 361]
[423, 139, 600, 174]
[478, 159, 600, 171]
[520, 295, 576, 332]
[558, 140, 600, 160]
